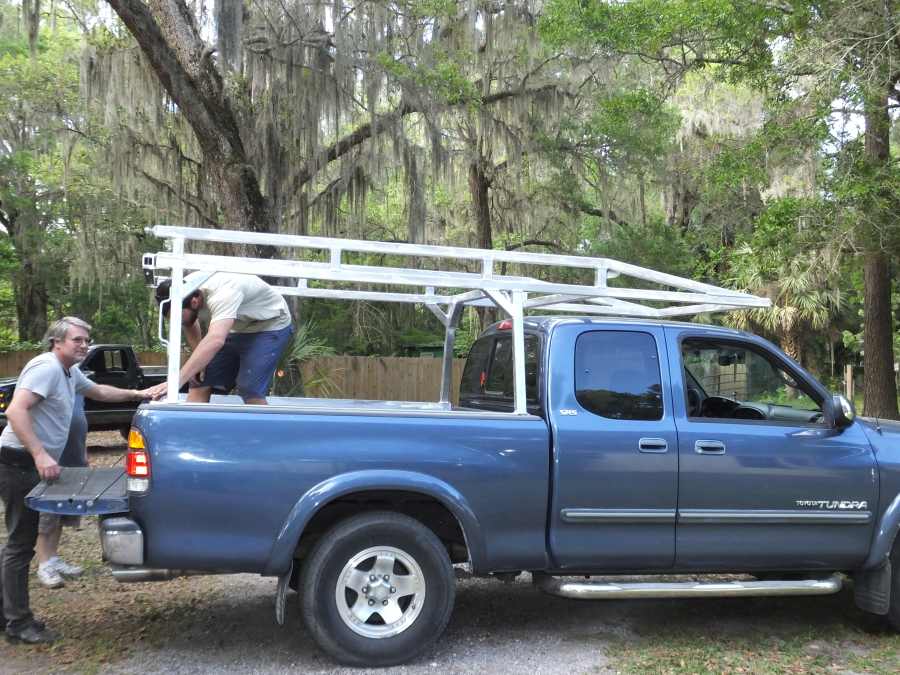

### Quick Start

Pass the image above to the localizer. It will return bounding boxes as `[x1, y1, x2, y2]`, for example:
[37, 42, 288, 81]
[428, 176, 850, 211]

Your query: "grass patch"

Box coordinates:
[603, 605, 900, 674]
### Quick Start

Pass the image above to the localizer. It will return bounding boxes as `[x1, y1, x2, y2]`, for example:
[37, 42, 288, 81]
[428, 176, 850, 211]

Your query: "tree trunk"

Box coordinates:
[12, 256, 48, 342]
[468, 159, 496, 330]
[862, 250, 898, 418]
[107, 1, 275, 244]
[2, 205, 49, 342]
[667, 173, 698, 231]
[780, 327, 803, 367]
[861, 95, 899, 419]
[469, 160, 492, 251]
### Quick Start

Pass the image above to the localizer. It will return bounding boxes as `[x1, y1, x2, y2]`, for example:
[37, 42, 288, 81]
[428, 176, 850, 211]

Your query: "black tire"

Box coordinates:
[887, 538, 900, 631]
[299, 511, 455, 667]
[288, 563, 300, 593]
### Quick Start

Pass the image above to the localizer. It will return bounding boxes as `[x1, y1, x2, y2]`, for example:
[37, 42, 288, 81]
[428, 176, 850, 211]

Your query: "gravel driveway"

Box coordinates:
[5, 554, 898, 674]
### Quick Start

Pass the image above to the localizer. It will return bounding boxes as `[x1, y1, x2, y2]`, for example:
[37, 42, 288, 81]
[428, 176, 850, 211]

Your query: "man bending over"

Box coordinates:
[146, 272, 293, 404]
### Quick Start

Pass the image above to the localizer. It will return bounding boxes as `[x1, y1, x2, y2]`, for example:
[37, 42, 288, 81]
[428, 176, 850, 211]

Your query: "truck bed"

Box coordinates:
[127, 401, 549, 574]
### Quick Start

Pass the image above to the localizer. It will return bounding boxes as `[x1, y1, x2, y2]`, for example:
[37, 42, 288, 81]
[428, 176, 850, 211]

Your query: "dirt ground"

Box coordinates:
[1, 433, 899, 674]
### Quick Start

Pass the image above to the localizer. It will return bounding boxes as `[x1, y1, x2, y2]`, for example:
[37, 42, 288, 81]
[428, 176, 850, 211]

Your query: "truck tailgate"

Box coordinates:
[26, 467, 128, 515]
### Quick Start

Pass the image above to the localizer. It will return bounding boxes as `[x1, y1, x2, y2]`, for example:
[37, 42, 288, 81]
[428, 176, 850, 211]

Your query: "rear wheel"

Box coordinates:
[887, 538, 900, 631]
[299, 511, 455, 667]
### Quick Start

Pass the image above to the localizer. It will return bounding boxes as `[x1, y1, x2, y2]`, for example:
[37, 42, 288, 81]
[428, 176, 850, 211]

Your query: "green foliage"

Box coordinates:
[0, 27, 81, 116]
[0, 8, 160, 346]
[540, 0, 810, 85]
[586, 217, 695, 280]
[377, 48, 479, 107]
[726, 198, 843, 349]
[272, 322, 337, 396]
[584, 89, 680, 174]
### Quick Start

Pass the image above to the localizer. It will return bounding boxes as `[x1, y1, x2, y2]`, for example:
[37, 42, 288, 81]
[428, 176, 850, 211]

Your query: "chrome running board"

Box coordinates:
[534, 573, 843, 599]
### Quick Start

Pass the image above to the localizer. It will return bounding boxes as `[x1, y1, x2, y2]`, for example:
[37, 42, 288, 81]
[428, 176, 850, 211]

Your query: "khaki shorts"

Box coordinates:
[37, 512, 82, 534]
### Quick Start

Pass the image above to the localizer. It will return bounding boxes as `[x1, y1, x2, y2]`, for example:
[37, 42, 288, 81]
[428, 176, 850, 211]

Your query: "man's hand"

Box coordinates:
[34, 450, 60, 482]
[142, 382, 168, 400]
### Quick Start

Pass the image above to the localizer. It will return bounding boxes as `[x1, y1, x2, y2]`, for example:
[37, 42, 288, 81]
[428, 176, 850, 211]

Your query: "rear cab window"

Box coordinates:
[104, 350, 126, 372]
[459, 333, 542, 415]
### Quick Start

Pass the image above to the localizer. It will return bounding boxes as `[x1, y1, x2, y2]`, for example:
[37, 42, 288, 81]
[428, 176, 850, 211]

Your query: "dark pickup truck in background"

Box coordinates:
[0, 344, 166, 437]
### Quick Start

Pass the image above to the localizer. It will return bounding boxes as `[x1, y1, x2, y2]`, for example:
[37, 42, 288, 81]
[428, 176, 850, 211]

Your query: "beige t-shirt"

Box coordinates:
[199, 273, 291, 333]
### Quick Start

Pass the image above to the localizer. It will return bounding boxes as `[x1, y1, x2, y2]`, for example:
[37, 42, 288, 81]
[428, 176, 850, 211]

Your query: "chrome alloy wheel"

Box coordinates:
[335, 545, 426, 638]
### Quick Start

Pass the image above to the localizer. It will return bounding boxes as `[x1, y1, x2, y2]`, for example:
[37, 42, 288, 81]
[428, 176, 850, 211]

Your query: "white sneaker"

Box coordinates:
[51, 557, 83, 579]
[36, 564, 64, 589]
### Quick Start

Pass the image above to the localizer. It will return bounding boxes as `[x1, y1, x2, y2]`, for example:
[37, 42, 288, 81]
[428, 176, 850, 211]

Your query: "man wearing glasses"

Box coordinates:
[0, 317, 153, 644]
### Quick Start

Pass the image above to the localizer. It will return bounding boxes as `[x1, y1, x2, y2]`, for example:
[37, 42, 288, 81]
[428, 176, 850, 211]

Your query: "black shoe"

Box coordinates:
[6, 620, 59, 644]
[2, 617, 43, 632]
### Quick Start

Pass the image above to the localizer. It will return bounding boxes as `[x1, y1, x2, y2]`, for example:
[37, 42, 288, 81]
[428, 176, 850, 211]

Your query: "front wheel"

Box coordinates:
[299, 511, 455, 667]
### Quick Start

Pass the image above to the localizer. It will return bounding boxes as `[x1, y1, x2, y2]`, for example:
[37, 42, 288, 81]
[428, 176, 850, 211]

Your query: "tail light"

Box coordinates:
[497, 319, 513, 330]
[126, 428, 150, 493]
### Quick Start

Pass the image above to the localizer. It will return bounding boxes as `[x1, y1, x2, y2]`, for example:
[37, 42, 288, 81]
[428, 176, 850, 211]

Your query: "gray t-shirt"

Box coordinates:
[0, 353, 93, 459]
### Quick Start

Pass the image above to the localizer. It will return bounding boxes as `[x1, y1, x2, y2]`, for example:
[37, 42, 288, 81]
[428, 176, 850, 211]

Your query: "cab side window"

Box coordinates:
[574, 331, 663, 421]
[682, 339, 823, 424]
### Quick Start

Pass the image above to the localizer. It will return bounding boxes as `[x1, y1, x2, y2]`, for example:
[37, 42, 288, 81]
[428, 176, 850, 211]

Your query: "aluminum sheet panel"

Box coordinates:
[26, 467, 128, 515]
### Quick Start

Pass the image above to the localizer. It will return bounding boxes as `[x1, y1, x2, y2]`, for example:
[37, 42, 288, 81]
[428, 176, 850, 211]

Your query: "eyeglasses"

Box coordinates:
[69, 337, 93, 345]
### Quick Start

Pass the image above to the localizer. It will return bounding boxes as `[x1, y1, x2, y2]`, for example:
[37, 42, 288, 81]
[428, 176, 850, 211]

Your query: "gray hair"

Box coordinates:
[45, 316, 92, 350]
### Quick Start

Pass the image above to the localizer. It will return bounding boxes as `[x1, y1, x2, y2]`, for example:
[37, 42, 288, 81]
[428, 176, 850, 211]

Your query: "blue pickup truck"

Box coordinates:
[29, 316, 900, 666]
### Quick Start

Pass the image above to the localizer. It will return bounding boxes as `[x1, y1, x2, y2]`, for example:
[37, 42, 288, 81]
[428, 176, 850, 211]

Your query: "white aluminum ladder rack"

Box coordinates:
[143, 225, 770, 413]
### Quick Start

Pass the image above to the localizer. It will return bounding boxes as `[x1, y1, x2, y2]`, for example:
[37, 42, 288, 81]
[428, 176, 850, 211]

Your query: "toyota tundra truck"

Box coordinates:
[27, 227, 900, 667]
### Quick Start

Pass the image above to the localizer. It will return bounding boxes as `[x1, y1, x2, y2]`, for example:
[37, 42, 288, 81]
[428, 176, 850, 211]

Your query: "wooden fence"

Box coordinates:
[300, 356, 465, 404]
[0, 351, 176, 374]
[0, 351, 466, 404]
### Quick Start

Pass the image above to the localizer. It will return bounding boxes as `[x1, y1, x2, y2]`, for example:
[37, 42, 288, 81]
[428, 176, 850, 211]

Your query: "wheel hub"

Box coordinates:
[335, 545, 426, 639]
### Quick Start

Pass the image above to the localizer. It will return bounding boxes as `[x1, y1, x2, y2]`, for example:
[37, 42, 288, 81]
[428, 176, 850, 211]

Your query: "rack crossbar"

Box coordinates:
[154, 252, 767, 309]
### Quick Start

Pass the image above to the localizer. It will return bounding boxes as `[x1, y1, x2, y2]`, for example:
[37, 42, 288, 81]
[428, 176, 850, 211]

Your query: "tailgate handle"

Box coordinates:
[638, 438, 668, 453]
[695, 440, 726, 455]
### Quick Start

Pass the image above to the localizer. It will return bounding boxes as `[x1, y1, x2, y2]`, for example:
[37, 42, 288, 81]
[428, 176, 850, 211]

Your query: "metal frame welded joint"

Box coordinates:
[484, 289, 528, 415]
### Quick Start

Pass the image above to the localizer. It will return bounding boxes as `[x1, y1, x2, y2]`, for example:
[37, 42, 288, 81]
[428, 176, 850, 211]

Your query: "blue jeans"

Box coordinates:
[193, 325, 294, 401]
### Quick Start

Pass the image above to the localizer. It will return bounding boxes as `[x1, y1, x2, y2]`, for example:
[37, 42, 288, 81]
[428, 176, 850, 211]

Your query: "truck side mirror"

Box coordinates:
[831, 394, 856, 429]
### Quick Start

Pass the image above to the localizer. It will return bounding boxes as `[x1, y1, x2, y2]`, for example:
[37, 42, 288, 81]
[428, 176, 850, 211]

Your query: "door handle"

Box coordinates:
[638, 438, 668, 453]
[695, 440, 726, 455]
